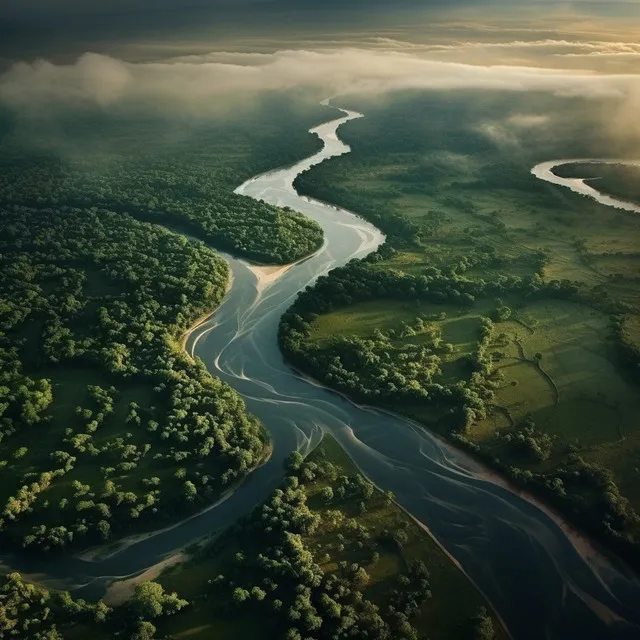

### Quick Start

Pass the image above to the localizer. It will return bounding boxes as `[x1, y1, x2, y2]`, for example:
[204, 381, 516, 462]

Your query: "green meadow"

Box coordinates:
[291, 92, 640, 562]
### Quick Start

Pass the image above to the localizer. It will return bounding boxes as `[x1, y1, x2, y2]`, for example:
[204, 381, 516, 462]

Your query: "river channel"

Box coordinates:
[6, 110, 640, 640]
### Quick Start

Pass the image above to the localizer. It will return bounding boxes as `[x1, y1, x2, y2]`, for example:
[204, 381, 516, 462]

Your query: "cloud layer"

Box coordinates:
[1, 48, 639, 115]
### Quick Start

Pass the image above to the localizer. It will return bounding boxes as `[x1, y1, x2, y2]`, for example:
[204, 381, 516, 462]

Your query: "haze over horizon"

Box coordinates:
[1, 1, 639, 63]
[1, 0, 639, 148]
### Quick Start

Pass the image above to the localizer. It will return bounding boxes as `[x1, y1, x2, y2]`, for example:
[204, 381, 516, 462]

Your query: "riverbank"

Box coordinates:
[153, 433, 508, 640]
[531, 159, 640, 214]
[193, 109, 640, 638]
[103, 551, 188, 606]
[285, 360, 632, 587]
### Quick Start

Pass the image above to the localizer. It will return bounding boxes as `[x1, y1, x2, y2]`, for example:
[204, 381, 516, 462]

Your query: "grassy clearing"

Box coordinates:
[591, 253, 640, 280]
[309, 300, 421, 342]
[294, 94, 640, 540]
[309, 299, 492, 344]
[308, 299, 488, 387]
[469, 298, 640, 491]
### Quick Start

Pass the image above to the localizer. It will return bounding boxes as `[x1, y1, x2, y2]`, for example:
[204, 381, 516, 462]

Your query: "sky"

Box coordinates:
[2, 1, 639, 62]
[1, 0, 639, 146]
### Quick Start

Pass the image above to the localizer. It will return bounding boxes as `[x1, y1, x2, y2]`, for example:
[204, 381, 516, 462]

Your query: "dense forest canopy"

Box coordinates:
[0, 204, 268, 550]
[0, 94, 329, 553]
[0, 94, 327, 265]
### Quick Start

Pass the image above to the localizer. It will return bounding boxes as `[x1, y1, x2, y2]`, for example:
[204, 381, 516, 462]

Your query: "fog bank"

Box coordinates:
[2, 48, 639, 113]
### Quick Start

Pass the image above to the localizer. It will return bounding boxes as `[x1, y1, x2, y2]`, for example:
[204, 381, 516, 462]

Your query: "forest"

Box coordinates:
[0, 571, 187, 639]
[0, 94, 338, 638]
[287, 91, 640, 571]
[2, 81, 640, 637]
[0, 96, 330, 553]
[0, 94, 328, 554]
[0, 439, 501, 639]
[0, 95, 326, 265]
[0, 204, 269, 551]
[152, 436, 502, 640]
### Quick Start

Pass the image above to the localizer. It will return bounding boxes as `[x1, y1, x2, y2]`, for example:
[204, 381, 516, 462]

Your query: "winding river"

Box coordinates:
[531, 159, 640, 214]
[6, 111, 640, 640]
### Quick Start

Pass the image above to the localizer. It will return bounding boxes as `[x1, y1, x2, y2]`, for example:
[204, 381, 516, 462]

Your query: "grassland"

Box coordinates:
[155, 435, 504, 640]
[291, 92, 640, 563]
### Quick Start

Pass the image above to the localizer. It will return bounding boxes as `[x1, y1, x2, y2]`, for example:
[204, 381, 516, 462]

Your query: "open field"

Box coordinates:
[481, 299, 640, 446]
[291, 92, 640, 563]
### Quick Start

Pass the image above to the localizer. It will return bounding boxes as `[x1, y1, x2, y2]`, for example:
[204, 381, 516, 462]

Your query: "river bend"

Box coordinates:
[6, 112, 640, 640]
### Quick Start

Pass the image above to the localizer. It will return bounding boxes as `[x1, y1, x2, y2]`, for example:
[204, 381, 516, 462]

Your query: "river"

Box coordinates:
[531, 159, 640, 214]
[5, 110, 640, 640]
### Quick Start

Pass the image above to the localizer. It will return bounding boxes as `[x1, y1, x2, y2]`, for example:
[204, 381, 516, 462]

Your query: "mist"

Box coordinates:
[2, 49, 639, 110]
[1, 0, 639, 155]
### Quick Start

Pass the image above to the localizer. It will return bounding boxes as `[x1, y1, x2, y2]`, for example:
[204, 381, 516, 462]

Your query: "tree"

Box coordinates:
[320, 486, 334, 503]
[128, 581, 187, 620]
[251, 586, 266, 601]
[286, 450, 304, 472]
[94, 600, 111, 624]
[130, 620, 157, 640]
[97, 520, 111, 541]
[492, 306, 511, 322]
[232, 587, 250, 605]
[184, 481, 197, 501]
[352, 565, 370, 588]
[472, 607, 496, 640]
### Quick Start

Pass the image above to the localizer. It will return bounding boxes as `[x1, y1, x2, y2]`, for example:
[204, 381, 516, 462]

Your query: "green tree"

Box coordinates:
[286, 450, 304, 472]
[129, 581, 187, 620]
[472, 607, 496, 640]
[320, 486, 334, 503]
[232, 587, 250, 605]
[130, 620, 157, 640]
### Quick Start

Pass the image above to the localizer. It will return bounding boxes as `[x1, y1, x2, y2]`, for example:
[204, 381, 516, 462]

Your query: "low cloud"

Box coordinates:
[507, 114, 550, 127]
[1, 49, 639, 117]
[478, 113, 552, 147]
[366, 37, 640, 57]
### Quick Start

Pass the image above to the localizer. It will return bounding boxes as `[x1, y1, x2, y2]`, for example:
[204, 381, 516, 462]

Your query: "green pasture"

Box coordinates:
[308, 300, 421, 342]
[309, 299, 492, 344]
[591, 253, 640, 280]
[304, 146, 640, 508]
[471, 298, 640, 499]
[308, 299, 487, 386]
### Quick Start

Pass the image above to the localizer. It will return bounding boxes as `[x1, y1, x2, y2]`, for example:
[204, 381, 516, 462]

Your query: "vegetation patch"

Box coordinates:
[0, 96, 331, 555]
[0, 207, 268, 552]
[286, 91, 640, 570]
[155, 435, 504, 640]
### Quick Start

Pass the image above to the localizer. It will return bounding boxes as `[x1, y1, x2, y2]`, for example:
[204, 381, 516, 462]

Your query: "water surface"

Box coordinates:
[5, 112, 640, 640]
